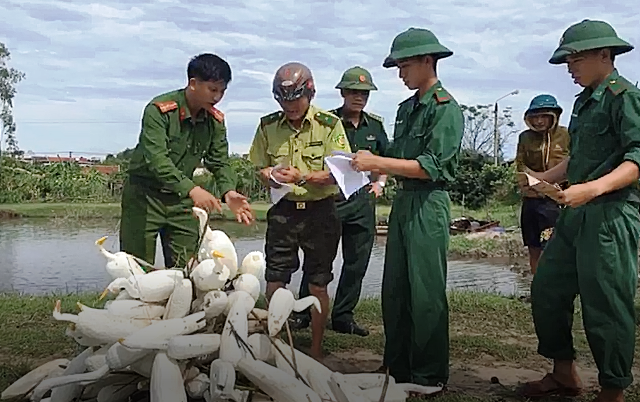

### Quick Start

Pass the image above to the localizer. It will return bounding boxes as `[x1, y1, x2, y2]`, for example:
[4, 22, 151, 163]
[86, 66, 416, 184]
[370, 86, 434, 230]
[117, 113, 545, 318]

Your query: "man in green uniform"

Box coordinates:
[291, 66, 389, 336]
[515, 94, 570, 274]
[351, 28, 464, 391]
[248, 62, 351, 360]
[517, 20, 640, 402]
[121, 53, 254, 268]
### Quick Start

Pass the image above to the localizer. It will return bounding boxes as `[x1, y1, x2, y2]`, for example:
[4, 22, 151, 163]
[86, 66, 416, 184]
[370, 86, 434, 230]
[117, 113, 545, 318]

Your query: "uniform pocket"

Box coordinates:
[267, 143, 290, 167]
[301, 146, 324, 170]
[579, 113, 614, 158]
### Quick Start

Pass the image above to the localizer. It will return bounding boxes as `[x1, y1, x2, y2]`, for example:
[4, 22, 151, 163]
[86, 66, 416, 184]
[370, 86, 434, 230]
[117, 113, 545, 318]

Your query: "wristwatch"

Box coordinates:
[295, 177, 307, 186]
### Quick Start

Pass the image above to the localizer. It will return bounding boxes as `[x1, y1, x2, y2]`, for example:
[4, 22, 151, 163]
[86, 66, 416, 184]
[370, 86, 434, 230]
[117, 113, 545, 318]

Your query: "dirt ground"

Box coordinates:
[320, 349, 640, 399]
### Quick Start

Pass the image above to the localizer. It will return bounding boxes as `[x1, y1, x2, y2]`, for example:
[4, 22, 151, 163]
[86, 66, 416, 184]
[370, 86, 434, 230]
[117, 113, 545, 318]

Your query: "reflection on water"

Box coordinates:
[0, 219, 532, 297]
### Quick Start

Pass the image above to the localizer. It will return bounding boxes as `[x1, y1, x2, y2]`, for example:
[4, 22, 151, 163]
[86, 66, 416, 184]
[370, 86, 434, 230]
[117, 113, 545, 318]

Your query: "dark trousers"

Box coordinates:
[297, 188, 376, 324]
[264, 197, 341, 287]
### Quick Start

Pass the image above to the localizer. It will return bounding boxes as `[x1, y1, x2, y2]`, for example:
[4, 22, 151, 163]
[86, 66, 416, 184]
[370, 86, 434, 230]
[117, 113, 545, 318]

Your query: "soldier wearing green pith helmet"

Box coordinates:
[351, 28, 464, 393]
[517, 20, 640, 402]
[292, 66, 389, 336]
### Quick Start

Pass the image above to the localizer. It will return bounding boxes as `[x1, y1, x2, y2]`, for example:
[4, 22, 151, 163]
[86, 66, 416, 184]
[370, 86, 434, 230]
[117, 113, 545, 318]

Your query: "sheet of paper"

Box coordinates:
[268, 171, 292, 204]
[524, 173, 563, 202]
[324, 155, 370, 199]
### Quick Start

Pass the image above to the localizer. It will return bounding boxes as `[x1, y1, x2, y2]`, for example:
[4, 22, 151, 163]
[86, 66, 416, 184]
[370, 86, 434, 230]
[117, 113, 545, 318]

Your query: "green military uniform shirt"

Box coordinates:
[386, 81, 464, 186]
[127, 88, 237, 199]
[566, 69, 640, 200]
[329, 107, 389, 156]
[249, 104, 351, 202]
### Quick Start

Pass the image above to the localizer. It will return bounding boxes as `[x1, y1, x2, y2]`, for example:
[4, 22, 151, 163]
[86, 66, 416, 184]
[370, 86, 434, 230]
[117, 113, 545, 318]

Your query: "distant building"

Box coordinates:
[19, 154, 119, 174]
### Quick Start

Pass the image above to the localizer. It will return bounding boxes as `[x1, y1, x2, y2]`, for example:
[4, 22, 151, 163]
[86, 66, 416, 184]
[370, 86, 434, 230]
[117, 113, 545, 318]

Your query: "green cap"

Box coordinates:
[383, 27, 453, 68]
[549, 19, 633, 64]
[335, 66, 378, 91]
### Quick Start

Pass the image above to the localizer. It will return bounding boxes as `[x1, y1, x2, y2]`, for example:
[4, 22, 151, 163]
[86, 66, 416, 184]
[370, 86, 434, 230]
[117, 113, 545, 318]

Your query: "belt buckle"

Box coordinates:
[296, 202, 306, 210]
[397, 181, 403, 189]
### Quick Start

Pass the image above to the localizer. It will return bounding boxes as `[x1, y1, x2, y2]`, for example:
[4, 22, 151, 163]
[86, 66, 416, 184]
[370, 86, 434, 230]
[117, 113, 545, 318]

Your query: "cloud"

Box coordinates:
[1, 0, 639, 162]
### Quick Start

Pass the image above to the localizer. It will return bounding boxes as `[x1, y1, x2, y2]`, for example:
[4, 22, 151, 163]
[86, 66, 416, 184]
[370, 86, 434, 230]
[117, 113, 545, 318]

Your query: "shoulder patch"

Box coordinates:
[366, 112, 384, 124]
[208, 106, 224, 123]
[260, 111, 283, 128]
[314, 111, 338, 128]
[607, 77, 633, 96]
[153, 100, 178, 113]
[434, 87, 451, 104]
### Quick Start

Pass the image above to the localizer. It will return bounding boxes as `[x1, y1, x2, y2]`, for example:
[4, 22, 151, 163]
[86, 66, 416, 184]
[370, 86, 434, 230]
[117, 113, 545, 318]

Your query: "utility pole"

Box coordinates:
[493, 89, 519, 165]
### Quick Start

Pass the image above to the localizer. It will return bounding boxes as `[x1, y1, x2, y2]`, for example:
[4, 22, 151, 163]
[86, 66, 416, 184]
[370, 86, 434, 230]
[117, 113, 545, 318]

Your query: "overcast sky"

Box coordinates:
[1, 0, 638, 160]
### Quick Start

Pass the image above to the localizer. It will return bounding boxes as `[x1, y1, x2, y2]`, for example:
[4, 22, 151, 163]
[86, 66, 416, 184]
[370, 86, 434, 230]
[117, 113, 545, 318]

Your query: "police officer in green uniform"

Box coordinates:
[291, 66, 389, 336]
[121, 53, 254, 268]
[517, 20, 640, 402]
[351, 28, 464, 392]
[515, 94, 570, 274]
[248, 62, 351, 360]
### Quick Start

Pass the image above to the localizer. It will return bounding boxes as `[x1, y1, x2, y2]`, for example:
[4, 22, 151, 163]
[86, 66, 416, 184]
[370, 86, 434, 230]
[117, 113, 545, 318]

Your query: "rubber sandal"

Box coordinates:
[516, 373, 583, 399]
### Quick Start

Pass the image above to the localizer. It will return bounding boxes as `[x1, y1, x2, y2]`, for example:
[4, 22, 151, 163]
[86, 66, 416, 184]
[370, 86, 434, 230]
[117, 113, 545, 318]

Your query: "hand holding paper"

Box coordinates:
[324, 154, 370, 199]
[523, 173, 563, 202]
[268, 169, 292, 204]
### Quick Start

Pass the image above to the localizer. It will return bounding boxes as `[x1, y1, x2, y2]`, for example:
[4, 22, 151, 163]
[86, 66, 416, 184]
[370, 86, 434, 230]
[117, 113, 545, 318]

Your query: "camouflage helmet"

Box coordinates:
[383, 27, 453, 68]
[525, 94, 563, 116]
[272, 62, 316, 102]
[335, 66, 378, 91]
[549, 19, 634, 64]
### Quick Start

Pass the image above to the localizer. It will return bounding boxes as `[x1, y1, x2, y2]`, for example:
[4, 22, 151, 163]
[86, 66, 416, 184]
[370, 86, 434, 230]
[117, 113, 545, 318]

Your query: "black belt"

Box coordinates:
[278, 197, 334, 211]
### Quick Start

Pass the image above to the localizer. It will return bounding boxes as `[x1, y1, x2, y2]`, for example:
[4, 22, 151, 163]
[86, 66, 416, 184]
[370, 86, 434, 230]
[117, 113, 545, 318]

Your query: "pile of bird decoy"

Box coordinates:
[1, 207, 441, 402]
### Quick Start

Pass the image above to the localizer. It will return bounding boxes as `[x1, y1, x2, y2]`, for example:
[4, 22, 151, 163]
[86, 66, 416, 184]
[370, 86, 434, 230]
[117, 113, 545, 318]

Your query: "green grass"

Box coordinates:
[2, 291, 638, 401]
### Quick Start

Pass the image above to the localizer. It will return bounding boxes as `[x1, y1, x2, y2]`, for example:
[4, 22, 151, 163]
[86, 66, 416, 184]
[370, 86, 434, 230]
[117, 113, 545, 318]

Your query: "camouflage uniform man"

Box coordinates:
[121, 53, 254, 268]
[515, 94, 570, 274]
[518, 20, 640, 402]
[292, 66, 389, 336]
[351, 28, 464, 391]
[248, 62, 351, 360]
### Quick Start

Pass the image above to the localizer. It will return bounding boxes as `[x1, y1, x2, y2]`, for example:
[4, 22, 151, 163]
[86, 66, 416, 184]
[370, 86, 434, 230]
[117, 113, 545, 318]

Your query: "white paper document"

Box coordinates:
[268, 171, 292, 204]
[324, 154, 370, 199]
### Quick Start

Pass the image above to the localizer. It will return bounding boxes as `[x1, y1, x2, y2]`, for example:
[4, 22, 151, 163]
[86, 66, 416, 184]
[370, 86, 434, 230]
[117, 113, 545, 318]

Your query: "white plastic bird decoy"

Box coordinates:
[267, 288, 321, 337]
[100, 270, 184, 303]
[189, 252, 231, 292]
[95, 236, 146, 279]
[192, 207, 239, 276]
[238, 251, 266, 279]
[232, 274, 261, 301]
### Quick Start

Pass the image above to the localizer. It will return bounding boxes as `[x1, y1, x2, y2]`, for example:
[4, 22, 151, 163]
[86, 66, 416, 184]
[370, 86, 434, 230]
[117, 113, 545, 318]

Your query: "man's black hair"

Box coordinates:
[187, 53, 232, 84]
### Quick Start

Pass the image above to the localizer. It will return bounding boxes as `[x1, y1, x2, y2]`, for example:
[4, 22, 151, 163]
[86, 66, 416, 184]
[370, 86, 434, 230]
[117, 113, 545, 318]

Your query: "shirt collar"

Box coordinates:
[334, 106, 369, 127]
[578, 69, 620, 103]
[278, 103, 316, 129]
[177, 89, 207, 122]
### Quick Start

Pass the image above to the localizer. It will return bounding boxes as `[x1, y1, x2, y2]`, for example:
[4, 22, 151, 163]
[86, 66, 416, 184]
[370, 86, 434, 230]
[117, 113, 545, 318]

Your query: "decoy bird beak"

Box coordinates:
[212, 250, 225, 259]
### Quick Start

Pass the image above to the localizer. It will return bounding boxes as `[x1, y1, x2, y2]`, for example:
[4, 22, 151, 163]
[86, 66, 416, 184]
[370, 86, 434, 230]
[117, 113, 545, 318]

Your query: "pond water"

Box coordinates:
[0, 219, 532, 297]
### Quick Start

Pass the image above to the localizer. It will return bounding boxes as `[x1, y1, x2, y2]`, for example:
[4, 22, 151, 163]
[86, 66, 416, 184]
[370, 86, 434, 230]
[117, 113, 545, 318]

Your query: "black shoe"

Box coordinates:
[331, 320, 370, 336]
[288, 315, 310, 331]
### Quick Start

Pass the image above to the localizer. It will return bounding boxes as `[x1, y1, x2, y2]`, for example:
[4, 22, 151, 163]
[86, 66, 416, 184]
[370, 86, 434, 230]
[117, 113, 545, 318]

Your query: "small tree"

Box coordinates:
[460, 104, 518, 162]
[0, 42, 26, 157]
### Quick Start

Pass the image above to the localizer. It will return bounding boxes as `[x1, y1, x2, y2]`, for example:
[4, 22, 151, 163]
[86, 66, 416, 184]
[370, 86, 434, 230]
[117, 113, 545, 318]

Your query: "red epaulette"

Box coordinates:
[209, 106, 224, 123]
[153, 100, 179, 113]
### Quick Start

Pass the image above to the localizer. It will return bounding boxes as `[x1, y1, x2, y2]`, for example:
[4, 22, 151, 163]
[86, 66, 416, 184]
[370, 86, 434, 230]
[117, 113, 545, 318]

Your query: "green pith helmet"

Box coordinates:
[383, 27, 453, 68]
[549, 19, 634, 64]
[525, 94, 563, 115]
[335, 66, 378, 91]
